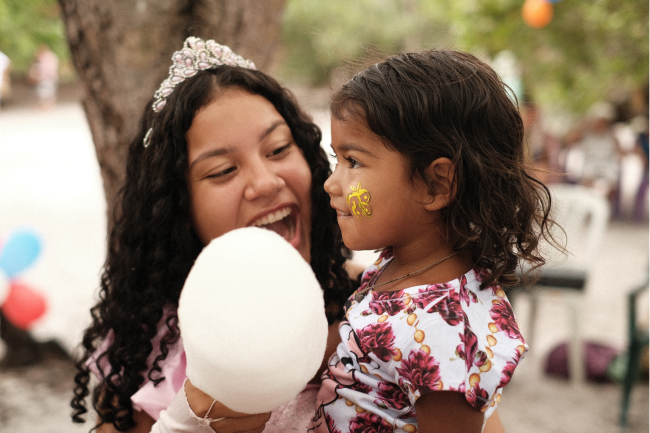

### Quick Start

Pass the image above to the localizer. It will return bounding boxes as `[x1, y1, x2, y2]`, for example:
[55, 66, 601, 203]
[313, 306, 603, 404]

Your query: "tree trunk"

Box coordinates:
[58, 0, 286, 230]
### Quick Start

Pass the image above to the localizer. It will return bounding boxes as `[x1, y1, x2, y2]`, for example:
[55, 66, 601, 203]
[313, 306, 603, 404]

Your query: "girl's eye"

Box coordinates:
[346, 157, 361, 168]
[268, 143, 291, 157]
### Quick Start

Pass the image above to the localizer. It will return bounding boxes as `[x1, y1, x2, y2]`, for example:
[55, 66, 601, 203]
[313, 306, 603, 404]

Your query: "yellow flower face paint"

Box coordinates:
[346, 182, 372, 219]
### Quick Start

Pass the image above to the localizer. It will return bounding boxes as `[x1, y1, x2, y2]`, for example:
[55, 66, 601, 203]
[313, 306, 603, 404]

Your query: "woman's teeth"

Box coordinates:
[251, 207, 296, 240]
[253, 207, 291, 227]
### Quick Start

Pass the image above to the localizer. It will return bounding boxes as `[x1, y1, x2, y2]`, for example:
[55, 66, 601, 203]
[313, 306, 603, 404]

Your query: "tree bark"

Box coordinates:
[58, 0, 286, 230]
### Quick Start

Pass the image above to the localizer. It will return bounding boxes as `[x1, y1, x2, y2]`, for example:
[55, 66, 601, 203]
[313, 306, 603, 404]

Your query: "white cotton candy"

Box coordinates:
[178, 227, 328, 414]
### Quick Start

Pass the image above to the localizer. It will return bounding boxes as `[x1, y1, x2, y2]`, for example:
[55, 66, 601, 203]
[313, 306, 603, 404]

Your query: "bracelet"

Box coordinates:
[196, 398, 228, 426]
[182, 378, 228, 427]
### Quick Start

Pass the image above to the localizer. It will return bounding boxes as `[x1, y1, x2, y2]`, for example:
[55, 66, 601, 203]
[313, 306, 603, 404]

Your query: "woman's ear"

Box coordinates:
[422, 157, 456, 212]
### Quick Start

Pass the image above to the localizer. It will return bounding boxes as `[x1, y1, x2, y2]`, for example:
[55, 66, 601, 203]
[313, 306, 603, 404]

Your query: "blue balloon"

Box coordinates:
[0, 229, 42, 278]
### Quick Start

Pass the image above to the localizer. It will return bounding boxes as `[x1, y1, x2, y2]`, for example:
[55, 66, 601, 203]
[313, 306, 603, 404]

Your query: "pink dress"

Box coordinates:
[310, 249, 528, 432]
[88, 304, 318, 430]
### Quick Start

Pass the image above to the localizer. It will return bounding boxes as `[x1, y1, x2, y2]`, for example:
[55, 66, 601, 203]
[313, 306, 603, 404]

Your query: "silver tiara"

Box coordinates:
[143, 37, 256, 147]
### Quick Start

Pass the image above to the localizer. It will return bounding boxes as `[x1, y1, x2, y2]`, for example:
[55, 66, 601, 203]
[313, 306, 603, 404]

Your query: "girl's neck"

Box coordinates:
[373, 236, 472, 293]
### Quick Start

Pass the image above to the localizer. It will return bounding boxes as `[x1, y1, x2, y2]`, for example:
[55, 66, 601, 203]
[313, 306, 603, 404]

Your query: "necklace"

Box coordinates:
[355, 251, 460, 302]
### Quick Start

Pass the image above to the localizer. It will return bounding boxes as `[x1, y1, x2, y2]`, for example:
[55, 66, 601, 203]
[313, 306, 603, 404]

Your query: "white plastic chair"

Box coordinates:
[515, 183, 610, 384]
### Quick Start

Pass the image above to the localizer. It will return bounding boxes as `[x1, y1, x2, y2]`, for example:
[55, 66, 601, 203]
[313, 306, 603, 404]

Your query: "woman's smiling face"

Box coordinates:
[186, 88, 313, 262]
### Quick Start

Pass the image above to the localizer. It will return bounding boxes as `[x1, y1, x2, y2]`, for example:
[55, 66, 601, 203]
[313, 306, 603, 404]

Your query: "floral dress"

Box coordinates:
[309, 249, 527, 433]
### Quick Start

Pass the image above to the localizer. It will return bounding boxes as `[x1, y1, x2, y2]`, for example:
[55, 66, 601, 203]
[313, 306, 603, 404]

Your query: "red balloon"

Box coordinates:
[1, 281, 47, 330]
[522, 0, 553, 28]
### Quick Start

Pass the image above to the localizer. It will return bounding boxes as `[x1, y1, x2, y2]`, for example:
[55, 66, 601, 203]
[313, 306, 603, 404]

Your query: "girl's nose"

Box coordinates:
[324, 171, 342, 197]
[244, 163, 285, 201]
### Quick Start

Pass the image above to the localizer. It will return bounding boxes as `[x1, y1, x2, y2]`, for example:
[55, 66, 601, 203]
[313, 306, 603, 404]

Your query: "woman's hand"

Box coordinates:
[184, 379, 271, 433]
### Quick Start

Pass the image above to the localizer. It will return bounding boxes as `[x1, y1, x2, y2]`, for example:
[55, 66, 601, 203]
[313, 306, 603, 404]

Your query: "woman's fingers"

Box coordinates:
[184, 379, 271, 432]
[209, 411, 271, 433]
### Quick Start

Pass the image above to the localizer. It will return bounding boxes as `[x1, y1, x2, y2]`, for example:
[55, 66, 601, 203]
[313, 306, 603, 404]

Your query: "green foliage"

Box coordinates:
[0, 0, 69, 75]
[280, 0, 456, 85]
[446, 0, 649, 113]
[281, 0, 649, 114]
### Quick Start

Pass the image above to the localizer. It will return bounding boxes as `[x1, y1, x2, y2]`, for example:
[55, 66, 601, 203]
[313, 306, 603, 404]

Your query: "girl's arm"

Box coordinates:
[414, 391, 484, 433]
[484, 409, 506, 433]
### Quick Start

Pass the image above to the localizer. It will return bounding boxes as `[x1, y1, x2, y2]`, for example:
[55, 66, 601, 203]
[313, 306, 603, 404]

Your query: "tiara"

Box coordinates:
[151, 36, 256, 113]
[143, 37, 256, 147]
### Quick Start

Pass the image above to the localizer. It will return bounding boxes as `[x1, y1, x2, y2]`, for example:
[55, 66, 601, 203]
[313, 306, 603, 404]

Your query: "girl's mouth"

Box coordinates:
[336, 209, 351, 218]
[251, 206, 297, 242]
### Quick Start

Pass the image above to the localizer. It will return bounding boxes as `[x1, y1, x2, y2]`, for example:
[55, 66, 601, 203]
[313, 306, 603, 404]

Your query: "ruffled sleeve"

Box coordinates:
[87, 304, 187, 421]
[395, 269, 527, 418]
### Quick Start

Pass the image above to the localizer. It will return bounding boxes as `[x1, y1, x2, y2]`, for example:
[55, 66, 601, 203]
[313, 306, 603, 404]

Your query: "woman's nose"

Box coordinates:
[243, 162, 285, 201]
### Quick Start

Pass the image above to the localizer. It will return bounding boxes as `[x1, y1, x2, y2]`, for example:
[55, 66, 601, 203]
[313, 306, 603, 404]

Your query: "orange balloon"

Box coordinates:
[1, 281, 47, 329]
[522, 0, 553, 28]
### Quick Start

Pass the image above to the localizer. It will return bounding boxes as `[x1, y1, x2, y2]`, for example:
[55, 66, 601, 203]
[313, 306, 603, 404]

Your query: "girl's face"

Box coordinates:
[186, 88, 313, 262]
[324, 115, 434, 251]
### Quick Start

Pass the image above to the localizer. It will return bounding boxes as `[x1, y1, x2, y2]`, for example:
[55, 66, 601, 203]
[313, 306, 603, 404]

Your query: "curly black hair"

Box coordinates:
[331, 49, 557, 290]
[71, 66, 353, 431]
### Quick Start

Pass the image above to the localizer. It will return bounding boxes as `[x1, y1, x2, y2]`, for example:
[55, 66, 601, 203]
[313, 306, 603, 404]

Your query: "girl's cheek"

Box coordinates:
[346, 182, 373, 219]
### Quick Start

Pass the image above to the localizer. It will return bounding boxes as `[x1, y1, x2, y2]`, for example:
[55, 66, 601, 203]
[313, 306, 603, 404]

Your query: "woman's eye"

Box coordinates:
[268, 143, 291, 157]
[208, 166, 236, 178]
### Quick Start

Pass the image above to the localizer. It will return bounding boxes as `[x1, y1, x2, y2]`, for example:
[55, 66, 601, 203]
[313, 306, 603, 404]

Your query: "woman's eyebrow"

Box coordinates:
[189, 120, 288, 170]
[189, 147, 234, 170]
[259, 120, 287, 141]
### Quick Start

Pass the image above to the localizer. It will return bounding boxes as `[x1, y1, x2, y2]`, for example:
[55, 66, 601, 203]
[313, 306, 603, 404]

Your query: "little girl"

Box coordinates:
[312, 50, 554, 432]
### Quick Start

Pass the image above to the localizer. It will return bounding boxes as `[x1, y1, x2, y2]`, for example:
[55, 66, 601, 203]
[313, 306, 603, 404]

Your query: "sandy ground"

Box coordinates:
[0, 92, 647, 432]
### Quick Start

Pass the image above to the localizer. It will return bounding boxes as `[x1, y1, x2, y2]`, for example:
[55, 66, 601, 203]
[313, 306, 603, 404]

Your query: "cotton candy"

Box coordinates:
[178, 227, 328, 414]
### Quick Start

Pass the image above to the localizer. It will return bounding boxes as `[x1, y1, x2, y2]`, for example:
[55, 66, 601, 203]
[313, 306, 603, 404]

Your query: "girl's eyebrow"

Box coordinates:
[336, 143, 376, 156]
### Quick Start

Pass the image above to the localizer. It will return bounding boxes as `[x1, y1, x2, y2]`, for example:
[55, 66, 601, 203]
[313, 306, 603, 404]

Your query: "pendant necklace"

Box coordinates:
[355, 251, 460, 302]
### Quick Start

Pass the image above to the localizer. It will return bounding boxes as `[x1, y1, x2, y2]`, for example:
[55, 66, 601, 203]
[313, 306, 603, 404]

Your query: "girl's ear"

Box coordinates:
[422, 157, 456, 212]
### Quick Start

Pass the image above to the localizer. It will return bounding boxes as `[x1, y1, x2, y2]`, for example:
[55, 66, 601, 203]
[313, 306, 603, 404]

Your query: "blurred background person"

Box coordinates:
[0, 49, 11, 110]
[27, 45, 59, 109]
[631, 115, 649, 223]
[521, 99, 563, 184]
[564, 101, 623, 208]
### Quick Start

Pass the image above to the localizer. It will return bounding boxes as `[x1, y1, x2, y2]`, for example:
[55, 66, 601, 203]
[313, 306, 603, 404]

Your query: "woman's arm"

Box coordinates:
[96, 410, 155, 433]
[414, 391, 483, 433]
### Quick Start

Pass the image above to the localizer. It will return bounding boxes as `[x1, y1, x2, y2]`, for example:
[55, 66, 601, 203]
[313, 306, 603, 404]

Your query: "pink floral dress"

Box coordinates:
[309, 249, 527, 433]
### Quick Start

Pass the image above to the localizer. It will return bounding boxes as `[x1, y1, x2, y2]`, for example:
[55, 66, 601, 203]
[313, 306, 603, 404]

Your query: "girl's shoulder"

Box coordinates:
[356, 248, 393, 290]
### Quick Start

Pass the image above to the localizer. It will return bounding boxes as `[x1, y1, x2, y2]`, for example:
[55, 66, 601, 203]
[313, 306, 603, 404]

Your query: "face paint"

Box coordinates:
[346, 182, 372, 219]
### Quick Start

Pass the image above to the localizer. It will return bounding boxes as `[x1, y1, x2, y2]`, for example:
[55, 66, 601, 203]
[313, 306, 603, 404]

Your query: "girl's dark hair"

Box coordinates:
[331, 49, 554, 289]
[71, 66, 352, 431]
